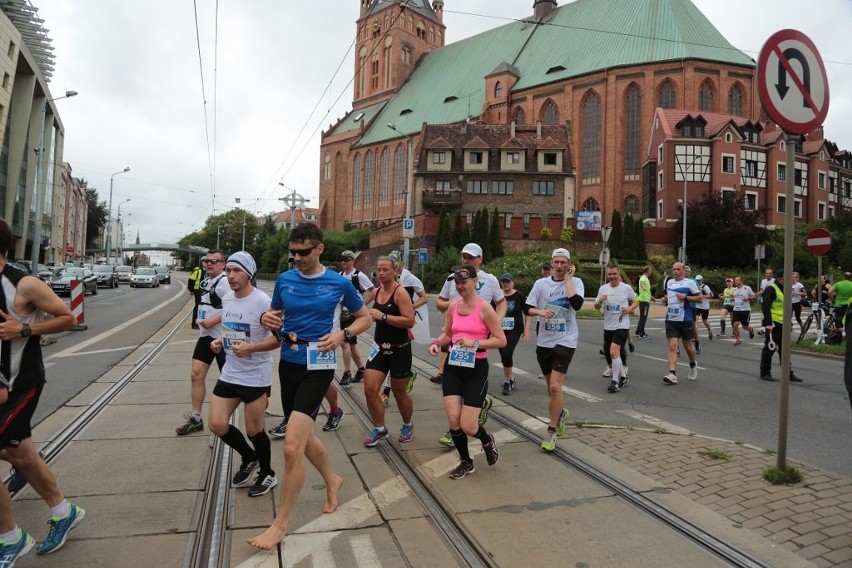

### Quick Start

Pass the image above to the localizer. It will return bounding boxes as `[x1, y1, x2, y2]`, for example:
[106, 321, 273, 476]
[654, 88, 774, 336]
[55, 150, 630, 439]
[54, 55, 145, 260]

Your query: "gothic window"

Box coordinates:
[512, 106, 526, 125]
[541, 99, 559, 125]
[494, 81, 503, 99]
[379, 148, 390, 206]
[624, 195, 640, 217]
[358, 47, 368, 98]
[364, 150, 375, 206]
[323, 154, 332, 181]
[352, 154, 362, 209]
[658, 80, 676, 109]
[624, 83, 641, 178]
[394, 145, 406, 203]
[728, 83, 744, 116]
[384, 43, 392, 88]
[371, 54, 380, 90]
[582, 92, 601, 183]
[581, 197, 600, 212]
[698, 79, 714, 111]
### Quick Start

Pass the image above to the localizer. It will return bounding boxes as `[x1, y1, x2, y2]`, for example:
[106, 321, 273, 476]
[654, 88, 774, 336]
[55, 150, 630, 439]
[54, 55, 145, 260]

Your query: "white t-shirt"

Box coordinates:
[733, 285, 755, 311]
[439, 269, 504, 305]
[695, 284, 712, 310]
[665, 277, 700, 322]
[340, 268, 375, 301]
[198, 273, 232, 339]
[791, 282, 805, 304]
[595, 282, 635, 330]
[400, 268, 424, 293]
[526, 276, 585, 348]
[219, 288, 273, 387]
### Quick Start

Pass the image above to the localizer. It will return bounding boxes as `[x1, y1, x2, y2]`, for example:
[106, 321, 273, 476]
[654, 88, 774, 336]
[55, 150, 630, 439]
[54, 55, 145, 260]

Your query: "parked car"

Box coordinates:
[49, 267, 98, 296]
[130, 267, 159, 288]
[154, 266, 171, 284]
[116, 266, 134, 284]
[92, 265, 119, 288]
[13, 261, 51, 281]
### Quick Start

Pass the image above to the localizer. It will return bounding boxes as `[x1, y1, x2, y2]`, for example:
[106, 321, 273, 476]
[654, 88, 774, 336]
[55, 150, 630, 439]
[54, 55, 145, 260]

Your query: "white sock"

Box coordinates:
[50, 499, 70, 519]
[0, 526, 21, 543]
[192, 413, 202, 422]
[611, 358, 623, 382]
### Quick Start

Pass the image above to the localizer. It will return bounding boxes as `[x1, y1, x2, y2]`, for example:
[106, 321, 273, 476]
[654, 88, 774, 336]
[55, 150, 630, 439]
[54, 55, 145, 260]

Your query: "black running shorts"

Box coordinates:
[0, 385, 42, 449]
[278, 360, 334, 421]
[193, 336, 226, 370]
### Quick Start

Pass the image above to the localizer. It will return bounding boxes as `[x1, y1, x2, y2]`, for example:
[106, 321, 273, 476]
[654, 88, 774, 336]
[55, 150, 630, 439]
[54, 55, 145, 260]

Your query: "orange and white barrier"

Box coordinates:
[69, 279, 88, 331]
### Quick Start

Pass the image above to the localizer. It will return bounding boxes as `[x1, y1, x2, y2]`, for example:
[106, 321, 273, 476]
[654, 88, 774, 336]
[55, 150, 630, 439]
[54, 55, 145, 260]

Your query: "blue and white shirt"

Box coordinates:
[665, 277, 700, 323]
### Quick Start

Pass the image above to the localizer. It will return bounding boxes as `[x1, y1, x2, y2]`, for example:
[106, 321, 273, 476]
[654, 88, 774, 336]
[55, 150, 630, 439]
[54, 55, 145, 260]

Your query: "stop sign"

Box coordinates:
[806, 228, 832, 255]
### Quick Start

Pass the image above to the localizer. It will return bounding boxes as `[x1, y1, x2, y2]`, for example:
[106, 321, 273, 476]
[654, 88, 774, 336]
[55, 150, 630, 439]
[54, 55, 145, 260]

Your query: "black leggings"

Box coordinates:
[499, 329, 523, 367]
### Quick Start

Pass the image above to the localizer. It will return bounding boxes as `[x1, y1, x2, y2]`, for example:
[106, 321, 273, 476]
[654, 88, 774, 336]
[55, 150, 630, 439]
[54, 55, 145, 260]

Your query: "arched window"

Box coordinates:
[582, 92, 601, 183]
[352, 154, 362, 209]
[364, 150, 375, 206]
[323, 154, 332, 181]
[582, 197, 600, 211]
[494, 81, 503, 99]
[658, 80, 676, 109]
[728, 83, 744, 116]
[624, 83, 641, 178]
[698, 79, 714, 111]
[357, 46, 368, 98]
[541, 99, 559, 125]
[394, 145, 406, 203]
[379, 148, 390, 206]
[512, 107, 526, 125]
[624, 195, 640, 217]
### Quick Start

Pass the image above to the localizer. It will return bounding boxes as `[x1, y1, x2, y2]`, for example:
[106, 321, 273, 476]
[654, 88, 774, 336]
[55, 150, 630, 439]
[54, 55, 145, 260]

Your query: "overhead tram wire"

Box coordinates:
[192, 0, 217, 215]
[211, 0, 220, 214]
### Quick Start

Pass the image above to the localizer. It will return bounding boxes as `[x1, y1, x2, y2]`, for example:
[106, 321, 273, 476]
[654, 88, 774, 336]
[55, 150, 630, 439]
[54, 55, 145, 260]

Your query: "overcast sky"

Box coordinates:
[34, 0, 851, 246]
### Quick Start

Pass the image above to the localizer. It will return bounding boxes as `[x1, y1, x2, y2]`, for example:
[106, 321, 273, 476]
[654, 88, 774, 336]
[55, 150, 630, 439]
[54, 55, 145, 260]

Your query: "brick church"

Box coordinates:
[318, 0, 851, 258]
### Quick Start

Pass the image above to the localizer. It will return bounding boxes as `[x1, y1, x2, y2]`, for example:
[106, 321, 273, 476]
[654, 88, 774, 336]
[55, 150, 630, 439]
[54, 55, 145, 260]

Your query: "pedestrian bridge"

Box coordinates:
[86, 243, 209, 255]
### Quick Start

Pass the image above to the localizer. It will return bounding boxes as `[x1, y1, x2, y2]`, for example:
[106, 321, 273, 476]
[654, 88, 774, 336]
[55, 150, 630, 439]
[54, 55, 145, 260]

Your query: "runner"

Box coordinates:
[525, 248, 584, 452]
[692, 275, 713, 353]
[428, 265, 506, 479]
[635, 265, 653, 339]
[249, 223, 371, 550]
[662, 262, 702, 385]
[790, 272, 806, 329]
[498, 273, 526, 396]
[731, 275, 756, 347]
[337, 250, 375, 386]
[717, 278, 735, 337]
[595, 265, 637, 393]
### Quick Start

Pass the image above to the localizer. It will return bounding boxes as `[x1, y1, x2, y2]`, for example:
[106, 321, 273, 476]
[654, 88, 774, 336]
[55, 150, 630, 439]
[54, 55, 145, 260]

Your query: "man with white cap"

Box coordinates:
[208, 252, 281, 497]
[524, 248, 584, 451]
[691, 275, 713, 354]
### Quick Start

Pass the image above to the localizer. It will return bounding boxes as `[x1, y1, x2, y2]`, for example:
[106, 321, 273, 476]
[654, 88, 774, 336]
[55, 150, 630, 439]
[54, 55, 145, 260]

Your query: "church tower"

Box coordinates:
[353, 0, 446, 109]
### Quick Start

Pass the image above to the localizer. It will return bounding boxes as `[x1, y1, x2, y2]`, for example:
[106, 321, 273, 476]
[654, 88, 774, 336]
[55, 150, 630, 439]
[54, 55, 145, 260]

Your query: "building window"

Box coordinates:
[658, 170, 664, 191]
[352, 154, 362, 209]
[466, 180, 488, 194]
[364, 151, 375, 206]
[543, 152, 557, 166]
[469, 151, 484, 165]
[624, 84, 641, 178]
[658, 80, 676, 109]
[494, 81, 503, 98]
[492, 180, 514, 195]
[506, 151, 521, 164]
[435, 180, 451, 192]
[818, 172, 826, 189]
[532, 181, 555, 195]
[541, 99, 560, 125]
[512, 107, 526, 125]
[394, 146, 406, 202]
[722, 155, 734, 174]
[777, 194, 786, 213]
[433, 151, 446, 164]
[657, 199, 664, 219]
[829, 176, 837, 194]
[1, 73, 8, 89]
[502, 213, 512, 229]
[682, 125, 692, 137]
[624, 195, 640, 217]
[777, 163, 786, 181]
[371, 55, 380, 90]
[323, 154, 332, 181]
[829, 205, 836, 218]
[794, 199, 802, 218]
[582, 91, 601, 183]
[698, 79, 714, 111]
[7, 41, 14, 58]
[725, 132, 732, 143]
[379, 148, 390, 206]
[523, 213, 531, 237]
[658, 144, 664, 164]
[745, 192, 757, 211]
[728, 84, 744, 116]
[743, 159, 758, 178]
[818, 202, 826, 220]
[795, 168, 803, 186]
[402, 46, 411, 65]
[465, 212, 474, 225]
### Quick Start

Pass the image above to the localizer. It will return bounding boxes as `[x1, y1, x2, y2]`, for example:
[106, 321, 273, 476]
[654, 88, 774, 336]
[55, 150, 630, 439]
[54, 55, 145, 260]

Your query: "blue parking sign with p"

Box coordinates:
[403, 218, 414, 238]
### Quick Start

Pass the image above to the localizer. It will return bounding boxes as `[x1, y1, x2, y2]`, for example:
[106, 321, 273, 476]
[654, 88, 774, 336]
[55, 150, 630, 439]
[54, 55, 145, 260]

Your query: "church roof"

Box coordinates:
[363, 0, 441, 25]
[356, 0, 754, 147]
[325, 100, 387, 138]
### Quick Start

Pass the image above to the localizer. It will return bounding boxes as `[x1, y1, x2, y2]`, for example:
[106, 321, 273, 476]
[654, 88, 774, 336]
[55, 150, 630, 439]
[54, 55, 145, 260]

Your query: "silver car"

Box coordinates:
[130, 267, 159, 288]
[116, 266, 133, 284]
[49, 267, 98, 296]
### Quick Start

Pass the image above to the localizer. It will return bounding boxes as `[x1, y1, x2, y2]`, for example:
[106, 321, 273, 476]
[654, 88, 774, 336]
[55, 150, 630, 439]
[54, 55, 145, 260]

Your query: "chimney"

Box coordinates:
[432, 0, 444, 23]
[533, 0, 557, 21]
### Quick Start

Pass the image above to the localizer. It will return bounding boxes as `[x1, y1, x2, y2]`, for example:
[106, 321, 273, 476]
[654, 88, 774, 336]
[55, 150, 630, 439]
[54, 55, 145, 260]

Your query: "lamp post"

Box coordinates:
[235, 197, 261, 250]
[30, 90, 78, 273]
[675, 154, 703, 265]
[387, 123, 413, 269]
[216, 224, 222, 250]
[105, 166, 130, 265]
[117, 201, 131, 262]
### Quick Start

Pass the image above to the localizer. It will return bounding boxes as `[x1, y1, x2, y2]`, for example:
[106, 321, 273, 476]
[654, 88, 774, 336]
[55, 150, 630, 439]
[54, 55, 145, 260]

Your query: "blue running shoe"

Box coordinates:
[37, 504, 85, 555]
[0, 530, 34, 566]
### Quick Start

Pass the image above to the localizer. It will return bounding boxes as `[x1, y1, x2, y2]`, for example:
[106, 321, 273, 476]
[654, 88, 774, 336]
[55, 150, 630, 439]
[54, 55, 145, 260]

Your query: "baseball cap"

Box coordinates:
[695, 274, 703, 281]
[542, 262, 552, 270]
[340, 250, 355, 260]
[551, 248, 570, 260]
[453, 265, 477, 280]
[775, 269, 784, 277]
[500, 273, 513, 282]
[461, 243, 483, 257]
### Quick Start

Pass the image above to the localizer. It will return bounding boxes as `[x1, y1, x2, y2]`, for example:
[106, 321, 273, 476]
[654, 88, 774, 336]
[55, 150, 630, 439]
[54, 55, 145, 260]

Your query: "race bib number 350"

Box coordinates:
[307, 342, 337, 370]
[448, 346, 476, 368]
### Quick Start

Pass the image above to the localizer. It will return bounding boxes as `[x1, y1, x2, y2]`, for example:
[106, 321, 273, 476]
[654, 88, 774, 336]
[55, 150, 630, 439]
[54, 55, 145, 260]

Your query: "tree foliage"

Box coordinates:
[631, 214, 647, 260]
[451, 211, 465, 249]
[436, 206, 452, 253]
[622, 213, 635, 259]
[473, 207, 491, 259]
[609, 209, 623, 259]
[83, 179, 107, 249]
[489, 207, 504, 259]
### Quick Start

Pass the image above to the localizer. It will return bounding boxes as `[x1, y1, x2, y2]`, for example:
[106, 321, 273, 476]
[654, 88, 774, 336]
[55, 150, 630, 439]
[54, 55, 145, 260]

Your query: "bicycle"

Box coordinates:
[797, 302, 842, 344]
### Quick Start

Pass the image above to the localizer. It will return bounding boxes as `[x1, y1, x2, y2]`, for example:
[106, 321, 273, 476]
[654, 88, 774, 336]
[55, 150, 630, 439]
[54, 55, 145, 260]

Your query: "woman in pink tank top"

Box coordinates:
[428, 265, 506, 480]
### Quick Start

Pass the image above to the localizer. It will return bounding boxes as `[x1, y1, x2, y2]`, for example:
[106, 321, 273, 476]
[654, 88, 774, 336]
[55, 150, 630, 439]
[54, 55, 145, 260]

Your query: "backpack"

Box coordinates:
[825, 329, 843, 345]
[341, 269, 366, 294]
[201, 274, 225, 309]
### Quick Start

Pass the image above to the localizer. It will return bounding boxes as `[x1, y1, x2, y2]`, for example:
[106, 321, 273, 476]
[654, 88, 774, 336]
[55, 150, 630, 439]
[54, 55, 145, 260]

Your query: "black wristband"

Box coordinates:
[259, 310, 267, 325]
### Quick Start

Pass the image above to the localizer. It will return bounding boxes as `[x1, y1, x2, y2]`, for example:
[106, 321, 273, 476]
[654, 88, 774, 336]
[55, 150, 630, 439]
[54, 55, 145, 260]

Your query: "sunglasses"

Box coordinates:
[339, 257, 353, 262]
[202, 259, 223, 264]
[289, 245, 318, 257]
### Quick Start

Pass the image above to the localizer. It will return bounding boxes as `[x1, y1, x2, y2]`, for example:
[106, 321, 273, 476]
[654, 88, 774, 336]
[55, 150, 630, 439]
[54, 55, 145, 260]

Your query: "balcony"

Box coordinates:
[423, 188, 463, 208]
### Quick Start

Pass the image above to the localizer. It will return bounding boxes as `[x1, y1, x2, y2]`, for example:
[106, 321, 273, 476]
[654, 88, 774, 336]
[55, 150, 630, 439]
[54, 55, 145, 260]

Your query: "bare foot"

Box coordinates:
[323, 474, 344, 513]
[247, 523, 287, 550]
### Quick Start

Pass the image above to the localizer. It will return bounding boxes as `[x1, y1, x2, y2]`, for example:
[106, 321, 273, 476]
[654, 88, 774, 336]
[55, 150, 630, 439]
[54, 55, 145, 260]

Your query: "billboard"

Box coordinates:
[576, 210, 602, 232]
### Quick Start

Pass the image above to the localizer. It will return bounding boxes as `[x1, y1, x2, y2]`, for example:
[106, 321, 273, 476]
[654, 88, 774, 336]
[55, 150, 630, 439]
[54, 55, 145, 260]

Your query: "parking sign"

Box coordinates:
[403, 218, 414, 238]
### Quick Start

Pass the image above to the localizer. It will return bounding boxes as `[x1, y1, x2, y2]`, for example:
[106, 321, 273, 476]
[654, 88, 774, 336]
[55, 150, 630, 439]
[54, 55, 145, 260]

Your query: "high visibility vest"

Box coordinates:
[190, 267, 202, 291]
[770, 283, 784, 324]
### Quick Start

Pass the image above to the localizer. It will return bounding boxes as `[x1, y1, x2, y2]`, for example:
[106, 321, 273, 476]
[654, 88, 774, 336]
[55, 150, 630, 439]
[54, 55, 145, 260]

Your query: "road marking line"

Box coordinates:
[617, 410, 692, 434]
[629, 352, 706, 370]
[50, 346, 136, 358]
[563, 386, 603, 403]
[492, 363, 529, 376]
[350, 534, 381, 567]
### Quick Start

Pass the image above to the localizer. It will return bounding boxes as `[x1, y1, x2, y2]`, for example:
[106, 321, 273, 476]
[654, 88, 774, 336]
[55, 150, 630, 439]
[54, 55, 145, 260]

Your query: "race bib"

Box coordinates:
[723, 299, 734, 306]
[605, 302, 622, 313]
[197, 307, 207, 321]
[368, 343, 380, 362]
[222, 328, 247, 355]
[501, 317, 515, 331]
[448, 346, 476, 368]
[544, 317, 566, 334]
[667, 306, 681, 318]
[307, 342, 337, 370]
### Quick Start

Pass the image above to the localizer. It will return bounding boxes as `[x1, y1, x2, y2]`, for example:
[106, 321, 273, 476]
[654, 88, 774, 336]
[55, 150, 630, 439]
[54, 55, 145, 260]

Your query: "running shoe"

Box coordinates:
[790, 372, 803, 383]
[449, 459, 475, 479]
[749, 328, 755, 339]
[716, 332, 726, 338]
[541, 430, 557, 452]
[364, 427, 389, 447]
[398, 423, 414, 443]
[621, 366, 629, 379]
[405, 369, 418, 393]
[482, 434, 499, 465]
[233, 459, 259, 486]
[734, 339, 743, 346]
[502, 382, 511, 396]
[619, 375, 630, 388]
[175, 413, 204, 436]
[663, 372, 678, 385]
[248, 472, 279, 497]
[429, 373, 443, 386]
[438, 431, 455, 448]
[379, 393, 390, 407]
[478, 395, 493, 426]
[708, 330, 713, 341]
[628, 340, 635, 353]
[322, 409, 345, 431]
[640, 333, 652, 340]
[602, 367, 613, 378]
[688, 366, 698, 381]
[5, 467, 27, 493]
[555, 408, 568, 436]
[607, 380, 619, 393]
[760, 374, 777, 382]
[339, 370, 352, 386]
[509, 379, 517, 390]
[352, 368, 365, 383]
[0, 529, 34, 565]
[267, 418, 287, 439]
[36, 504, 85, 555]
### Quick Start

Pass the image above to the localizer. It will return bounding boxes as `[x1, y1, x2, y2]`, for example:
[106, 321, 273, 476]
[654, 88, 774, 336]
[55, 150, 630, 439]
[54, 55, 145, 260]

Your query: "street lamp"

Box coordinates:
[216, 224, 222, 250]
[387, 123, 413, 269]
[105, 166, 131, 265]
[675, 154, 704, 265]
[235, 197, 261, 250]
[117, 202, 131, 261]
[30, 90, 78, 273]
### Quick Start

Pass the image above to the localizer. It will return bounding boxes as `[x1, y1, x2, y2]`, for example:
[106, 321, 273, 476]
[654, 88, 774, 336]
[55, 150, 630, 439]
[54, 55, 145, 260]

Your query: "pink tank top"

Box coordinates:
[451, 298, 489, 359]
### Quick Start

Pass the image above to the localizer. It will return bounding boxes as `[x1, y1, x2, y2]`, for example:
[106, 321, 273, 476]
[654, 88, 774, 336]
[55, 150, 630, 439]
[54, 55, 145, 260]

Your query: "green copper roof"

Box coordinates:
[326, 100, 387, 138]
[356, 0, 754, 146]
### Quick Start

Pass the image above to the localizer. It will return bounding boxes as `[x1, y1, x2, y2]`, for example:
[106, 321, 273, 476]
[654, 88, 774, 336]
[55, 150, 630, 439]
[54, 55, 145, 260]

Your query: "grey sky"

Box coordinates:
[35, 0, 852, 245]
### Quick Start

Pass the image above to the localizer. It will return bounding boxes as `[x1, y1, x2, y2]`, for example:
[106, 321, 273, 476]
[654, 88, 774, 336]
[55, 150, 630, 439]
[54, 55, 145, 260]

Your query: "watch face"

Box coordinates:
[21, 324, 31, 337]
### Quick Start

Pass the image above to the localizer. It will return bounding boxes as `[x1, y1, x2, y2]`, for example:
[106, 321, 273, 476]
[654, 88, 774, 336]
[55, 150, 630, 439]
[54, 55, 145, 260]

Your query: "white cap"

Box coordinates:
[551, 248, 570, 260]
[695, 274, 704, 281]
[461, 243, 482, 257]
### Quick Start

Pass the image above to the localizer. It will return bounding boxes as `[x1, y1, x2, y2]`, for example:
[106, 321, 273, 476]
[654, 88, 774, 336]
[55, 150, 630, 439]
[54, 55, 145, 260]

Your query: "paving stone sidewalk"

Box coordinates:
[572, 426, 852, 567]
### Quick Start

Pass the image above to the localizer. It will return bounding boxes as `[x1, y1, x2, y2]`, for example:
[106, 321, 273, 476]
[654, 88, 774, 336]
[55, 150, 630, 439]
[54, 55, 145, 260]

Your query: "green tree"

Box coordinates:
[83, 180, 107, 250]
[632, 214, 648, 260]
[436, 206, 452, 253]
[622, 214, 635, 259]
[490, 207, 504, 259]
[473, 207, 491, 259]
[452, 211, 465, 249]
[609, 209, 623, 259]
[560, 226, 574, 245]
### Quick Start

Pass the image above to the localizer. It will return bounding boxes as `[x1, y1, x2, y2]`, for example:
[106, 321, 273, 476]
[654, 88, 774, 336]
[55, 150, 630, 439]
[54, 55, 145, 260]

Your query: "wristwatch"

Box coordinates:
[20, 323, 31, 338]
[381, 313, 388, 321]
[473, 339, 480, 350]
[343, 328, 352, 341]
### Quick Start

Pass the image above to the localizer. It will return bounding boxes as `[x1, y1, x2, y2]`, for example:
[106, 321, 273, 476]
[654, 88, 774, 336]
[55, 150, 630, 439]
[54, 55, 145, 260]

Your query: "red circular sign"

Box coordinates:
[806, 228, 831, 256]
[757, 29, 830, 135]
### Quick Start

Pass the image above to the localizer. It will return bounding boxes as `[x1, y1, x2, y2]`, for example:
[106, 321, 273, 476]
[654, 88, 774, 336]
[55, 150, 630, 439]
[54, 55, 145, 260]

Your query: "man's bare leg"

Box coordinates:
[7, 439, 62, 507]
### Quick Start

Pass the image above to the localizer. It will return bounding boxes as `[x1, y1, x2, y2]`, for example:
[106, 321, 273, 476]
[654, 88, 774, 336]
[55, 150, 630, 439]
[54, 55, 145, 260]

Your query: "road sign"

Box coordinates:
[806, 227, 832, 255]
[402, 218, 414, 238]
[757, 29, 829, 135]
[754, 244, 765, 260]
[419, 251, 428, 265]
[599, 248, 610, 267]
